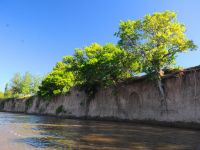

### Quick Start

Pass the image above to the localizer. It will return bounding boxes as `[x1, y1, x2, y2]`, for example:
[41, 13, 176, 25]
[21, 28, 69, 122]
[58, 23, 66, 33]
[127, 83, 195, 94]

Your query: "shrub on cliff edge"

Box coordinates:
[38, 62, 74, 97]
[63, 43, 139, 97]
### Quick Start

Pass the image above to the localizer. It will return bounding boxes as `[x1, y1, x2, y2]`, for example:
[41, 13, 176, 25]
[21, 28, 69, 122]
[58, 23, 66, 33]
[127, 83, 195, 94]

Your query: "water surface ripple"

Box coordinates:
[0, 112, 200, 150]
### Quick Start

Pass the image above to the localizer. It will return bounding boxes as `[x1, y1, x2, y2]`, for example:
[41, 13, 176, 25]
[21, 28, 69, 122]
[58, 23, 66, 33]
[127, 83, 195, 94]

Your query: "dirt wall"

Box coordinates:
[1, 67, 200, 125]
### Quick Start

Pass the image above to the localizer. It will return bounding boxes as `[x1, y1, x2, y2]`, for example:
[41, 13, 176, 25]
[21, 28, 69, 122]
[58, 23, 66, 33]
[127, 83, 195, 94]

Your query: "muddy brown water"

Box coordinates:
[0, 112, 200, 150]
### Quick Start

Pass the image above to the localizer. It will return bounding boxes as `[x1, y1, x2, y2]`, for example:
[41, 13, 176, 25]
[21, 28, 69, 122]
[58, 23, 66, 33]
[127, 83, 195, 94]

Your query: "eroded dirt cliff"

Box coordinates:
[1, 66, 200, 124]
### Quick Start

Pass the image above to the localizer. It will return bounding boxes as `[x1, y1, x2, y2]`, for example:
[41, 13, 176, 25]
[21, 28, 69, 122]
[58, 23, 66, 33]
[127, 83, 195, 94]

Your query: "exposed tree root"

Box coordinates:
[194, 70, 197, 100]
[157, 80, 168, 114]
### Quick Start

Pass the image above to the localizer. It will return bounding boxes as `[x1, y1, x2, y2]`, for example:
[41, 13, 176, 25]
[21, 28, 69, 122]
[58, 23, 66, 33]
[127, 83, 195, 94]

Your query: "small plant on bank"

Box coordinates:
[25, 97, 34, 108]
[56, 105, 65, 114]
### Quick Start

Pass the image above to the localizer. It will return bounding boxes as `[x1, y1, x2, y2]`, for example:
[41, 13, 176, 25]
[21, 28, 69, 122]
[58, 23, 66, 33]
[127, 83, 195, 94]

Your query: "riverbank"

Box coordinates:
[1, 65, 200, 129]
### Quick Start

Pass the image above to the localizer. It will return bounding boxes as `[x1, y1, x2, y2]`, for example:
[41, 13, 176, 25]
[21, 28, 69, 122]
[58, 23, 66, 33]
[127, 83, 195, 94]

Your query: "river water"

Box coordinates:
[0, 112, 200, 150]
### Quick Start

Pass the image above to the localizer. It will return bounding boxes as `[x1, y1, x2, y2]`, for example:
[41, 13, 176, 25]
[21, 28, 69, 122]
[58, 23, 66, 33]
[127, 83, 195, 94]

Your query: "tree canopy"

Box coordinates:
[3, 11, 197, 99]
[0, 91, 4, 99]
[4, 72, 42, 98]
[38, 62, 74, 97]
[36, 11, 197, 98]
[116, 11, 197, 78]
[64, 43, 134, 85]
[63, 43, 139, 96]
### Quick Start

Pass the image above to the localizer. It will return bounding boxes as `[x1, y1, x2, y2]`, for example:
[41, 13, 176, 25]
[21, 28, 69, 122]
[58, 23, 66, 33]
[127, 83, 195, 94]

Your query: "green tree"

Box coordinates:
[10, 73, 22, 97]
[38, 62, 74, 97]
[31, 75, 42, 95]
[5, 73, 42, 98]
[21, 72, 32, 96]
[0, 91, 4, 99]
[116, 11, 197, 78]
[63, 43, 138, 96]
[4, 83, 12, 98]
[116, 11, 197, 112]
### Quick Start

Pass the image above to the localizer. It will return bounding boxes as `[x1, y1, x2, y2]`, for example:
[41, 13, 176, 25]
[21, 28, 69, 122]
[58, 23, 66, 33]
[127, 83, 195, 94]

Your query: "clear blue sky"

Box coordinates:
[0, 0, 199, 91]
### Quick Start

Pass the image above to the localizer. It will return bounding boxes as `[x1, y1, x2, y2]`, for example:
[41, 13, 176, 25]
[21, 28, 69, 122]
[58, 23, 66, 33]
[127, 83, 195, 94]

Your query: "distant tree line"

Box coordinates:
[2, 72, 42, 98]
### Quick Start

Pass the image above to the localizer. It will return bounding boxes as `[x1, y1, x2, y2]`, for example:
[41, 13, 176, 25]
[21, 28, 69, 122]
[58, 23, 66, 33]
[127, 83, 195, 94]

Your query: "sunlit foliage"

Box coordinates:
[0, 92, 4, 99]
[4, 73, 42, 98]
[63, 43, 139, 96]
[38, 62, 74, 97]
[12, 11, 195, 99]
[116, 11, 197, 79]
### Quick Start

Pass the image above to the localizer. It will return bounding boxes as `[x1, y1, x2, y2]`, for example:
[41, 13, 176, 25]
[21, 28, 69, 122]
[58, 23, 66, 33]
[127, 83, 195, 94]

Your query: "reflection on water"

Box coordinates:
[15, 137, 57, 148]
[0, 112, 200, 150]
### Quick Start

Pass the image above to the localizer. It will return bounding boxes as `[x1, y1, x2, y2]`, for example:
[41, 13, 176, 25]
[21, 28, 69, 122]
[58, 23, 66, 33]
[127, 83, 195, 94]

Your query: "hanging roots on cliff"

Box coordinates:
[157, 79, 168, 114]
[193, 70, 197, 116]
